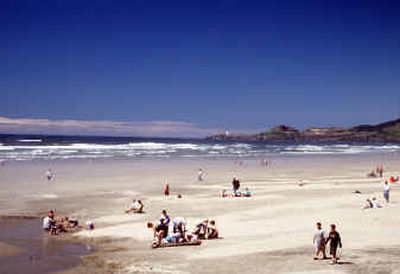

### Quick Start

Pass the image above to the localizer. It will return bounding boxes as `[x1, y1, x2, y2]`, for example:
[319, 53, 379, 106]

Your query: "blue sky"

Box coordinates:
[0, 0, 399, 136]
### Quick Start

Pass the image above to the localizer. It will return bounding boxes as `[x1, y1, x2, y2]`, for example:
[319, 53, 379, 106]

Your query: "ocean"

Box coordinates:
[0, 134, 399, 161]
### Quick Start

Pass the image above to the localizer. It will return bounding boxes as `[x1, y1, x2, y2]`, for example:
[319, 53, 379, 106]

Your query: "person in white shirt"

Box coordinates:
[371, 197, 382, 208]
[173, 216, 186, 237]
[198, 169, 204, 181]
[43, 210, 56, 234]
[313, 222, 327, 260]
[125, 199, 143, 213]
[383, 181, 391, 205]
[46, 169, 54, 181]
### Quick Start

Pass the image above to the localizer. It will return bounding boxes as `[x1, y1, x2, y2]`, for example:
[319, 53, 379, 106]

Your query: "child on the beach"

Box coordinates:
[325, 224, 342, 264]
[313, 222, 327, 260]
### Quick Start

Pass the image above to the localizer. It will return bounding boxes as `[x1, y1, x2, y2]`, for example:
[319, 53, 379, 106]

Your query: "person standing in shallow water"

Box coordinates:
[325, 224, 342, 264]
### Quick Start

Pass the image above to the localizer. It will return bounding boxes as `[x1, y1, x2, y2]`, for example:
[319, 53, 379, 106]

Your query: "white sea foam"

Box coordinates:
[18, 139, 43, 143]
[0, 141, 398, 161]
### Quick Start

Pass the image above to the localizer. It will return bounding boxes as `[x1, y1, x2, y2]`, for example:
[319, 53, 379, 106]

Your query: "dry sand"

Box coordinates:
[0, 154, 399, 273]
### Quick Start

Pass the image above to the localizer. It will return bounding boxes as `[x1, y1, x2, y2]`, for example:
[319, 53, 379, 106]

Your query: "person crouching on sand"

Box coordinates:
[155, 210, 170, 238]
[193, 219, 208, 239]
[43, 210, 57, 235]
[206, 220, 219, 239]
[125, 199, 143, 214]
[313, 222, 327, 260]
[325, 224, 342, 264]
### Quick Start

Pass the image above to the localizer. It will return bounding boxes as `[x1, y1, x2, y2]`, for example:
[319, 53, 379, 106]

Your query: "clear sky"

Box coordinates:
[0, 0, 399, 136]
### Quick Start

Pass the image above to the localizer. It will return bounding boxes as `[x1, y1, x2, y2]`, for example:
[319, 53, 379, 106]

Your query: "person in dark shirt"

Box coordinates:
[232, 178, 241, 196]
[325, 224, 342, 264]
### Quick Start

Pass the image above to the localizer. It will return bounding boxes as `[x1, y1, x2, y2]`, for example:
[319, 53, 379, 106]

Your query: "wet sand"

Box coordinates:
[0, 217, 89, 274]
[0, 154, 399, 273]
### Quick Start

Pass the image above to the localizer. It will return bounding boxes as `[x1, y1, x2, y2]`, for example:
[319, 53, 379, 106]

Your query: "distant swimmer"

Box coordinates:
[46, 169, 54, 181]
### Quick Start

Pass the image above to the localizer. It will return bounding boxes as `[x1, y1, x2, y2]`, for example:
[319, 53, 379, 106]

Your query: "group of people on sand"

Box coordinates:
[221, 178, 252, 197]
[313, 222, 342, 264]
[363, 177, 397, 209]
[42, 210, 81, 235]
[148, 209, 219, 247]
[367, 164, 386, 178]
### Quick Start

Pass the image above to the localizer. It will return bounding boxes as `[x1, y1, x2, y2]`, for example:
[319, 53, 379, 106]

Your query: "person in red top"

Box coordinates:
[389, 176, 399, 184]
[164, 182, 170, 196]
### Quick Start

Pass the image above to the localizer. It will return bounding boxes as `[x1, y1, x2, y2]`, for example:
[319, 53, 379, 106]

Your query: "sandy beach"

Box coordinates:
[0, 154, 399, 274]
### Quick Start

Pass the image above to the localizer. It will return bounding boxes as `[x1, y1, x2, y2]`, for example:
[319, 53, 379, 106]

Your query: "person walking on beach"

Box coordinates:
[46, 169, 54, 181]
[383, 181, 390, 205]
[313, 222, 327, 260]
[376, 164, 384, 178]
[325, 224, 342, 264]
[198, 168, 204, 181]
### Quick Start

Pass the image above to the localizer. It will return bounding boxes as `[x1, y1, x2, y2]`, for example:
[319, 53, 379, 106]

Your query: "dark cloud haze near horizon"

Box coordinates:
[0, 0, 399, 136]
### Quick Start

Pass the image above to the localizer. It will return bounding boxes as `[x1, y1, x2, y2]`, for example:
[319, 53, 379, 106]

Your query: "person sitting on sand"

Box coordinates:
[63, 216, 80, 229]
[173, 216, 186, 238]
[43, 210, 57, 235]
[185, 233, 199, 243]
[206, 220, 219, 239]
[325, 224, 342, 264]
[155, 209, 170, 238]
[367, 170, 377, 178]
[125, 199, 143, 214]
[232, 178, 241, 196]
[193, 219, 208, 239]
[242, 187, 252, 197]
[163, 232, 183, 244]
[363, 199, 373, 209]
[313, 222, 327, 260]
[371, 197, 382, 208]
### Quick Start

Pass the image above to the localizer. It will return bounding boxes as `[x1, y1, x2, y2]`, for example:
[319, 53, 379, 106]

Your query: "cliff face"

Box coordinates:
[207, 118, 400, 143]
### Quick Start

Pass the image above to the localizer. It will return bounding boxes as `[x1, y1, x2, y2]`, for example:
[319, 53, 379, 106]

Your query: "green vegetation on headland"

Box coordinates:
[207, 118, 400, 143]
